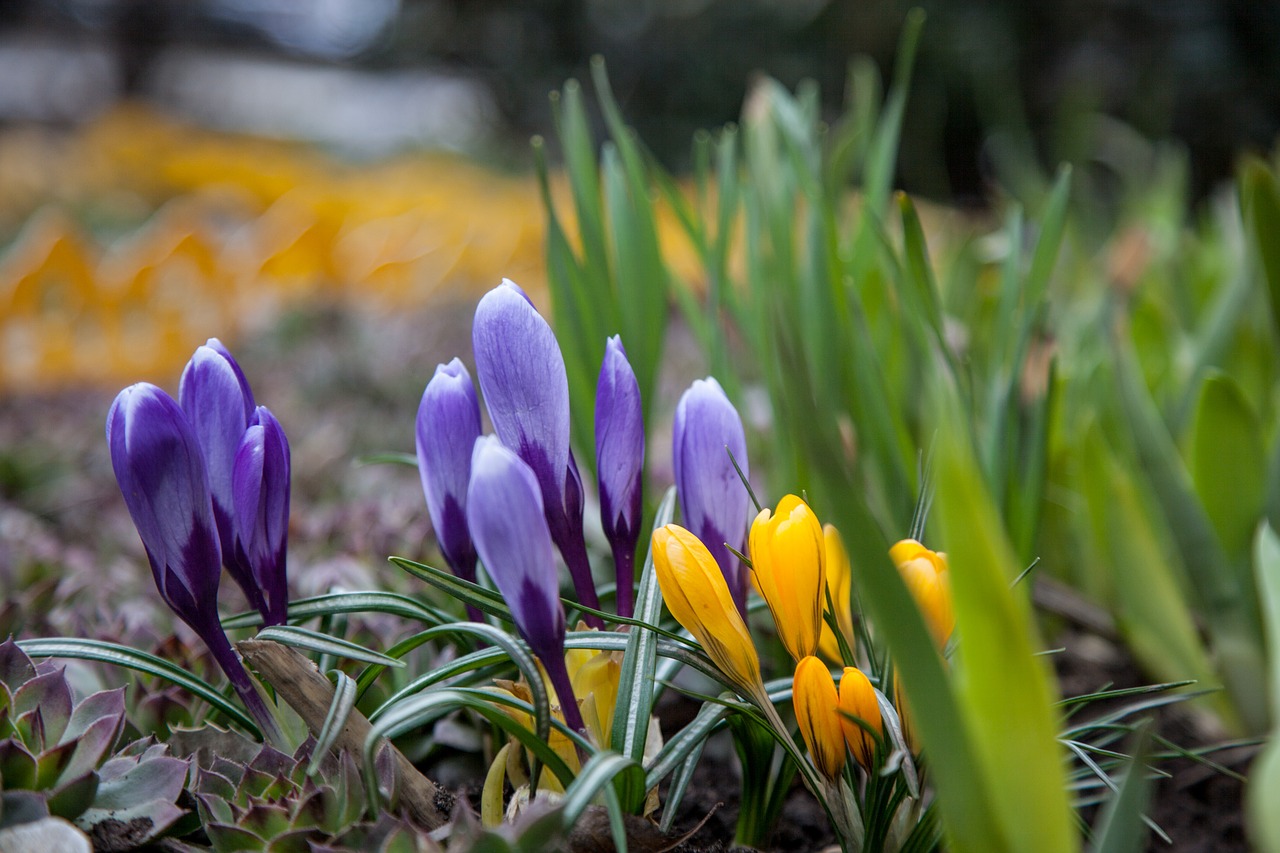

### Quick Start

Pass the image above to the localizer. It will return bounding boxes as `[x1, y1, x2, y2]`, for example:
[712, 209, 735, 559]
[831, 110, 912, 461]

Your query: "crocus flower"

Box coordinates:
[818, 524, 856, 663]
[466, 436, 586, 735]
[178, 339, 266, 619]
[890, 539, 955, 649]
[595, 336, 644, 617]
[673, 378, 751, 614]
[652, 524, 763, 701]
[750, 495, 826, 662]
[838, 666, 882, 771]
[472, 280, 602, 626]
[232, 406, 291, 627]
[793, 655, 846, 782]
[416, 358, 482, 618]
[108, 383, 281, 744]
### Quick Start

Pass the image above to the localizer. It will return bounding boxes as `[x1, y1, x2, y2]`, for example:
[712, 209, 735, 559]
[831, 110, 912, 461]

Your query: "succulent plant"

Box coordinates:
[0, 638, 189, 850]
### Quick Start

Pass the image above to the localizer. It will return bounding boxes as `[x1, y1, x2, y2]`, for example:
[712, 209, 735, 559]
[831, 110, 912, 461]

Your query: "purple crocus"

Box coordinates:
[595, 336, 644, 618]
[232, 406, 291, 627]
[471, 280, 603, 627]
[673, 377, 751, 615]
[466, 436, 586, 735]
[416, 359, 482, 621]
[107, 383, 282, 744]
[178, 339, 268, 620]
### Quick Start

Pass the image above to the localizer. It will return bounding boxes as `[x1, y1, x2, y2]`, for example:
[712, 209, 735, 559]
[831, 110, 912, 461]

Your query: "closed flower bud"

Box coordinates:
[673, 378, 751, 614]
[818, 524, 856, 663]
[793, 656, 845, 782]
[890, 539, 954, 648]
[750, 495, 826, 662]
[178, 339, 263, 617]
[232, 406, 291, 626]
[652, 524, 763, 698]
[838, 666, 881, 770]
[416, 358, 482, 589]
[472, 280, 602, 624]
[595, 336, 644, 618]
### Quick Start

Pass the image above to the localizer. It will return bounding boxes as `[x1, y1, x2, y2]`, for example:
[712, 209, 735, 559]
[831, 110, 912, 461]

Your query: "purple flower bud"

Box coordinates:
[178, 339, 264, 618]
[595, 337, 644, 617]
[232, 406, 291, 627]
[472, 280, 603, 625]
[107, 383, 281, 743]
[673, 377, 751, 615]
[415, 359, 481, 587]
[467, 436, 587, 735]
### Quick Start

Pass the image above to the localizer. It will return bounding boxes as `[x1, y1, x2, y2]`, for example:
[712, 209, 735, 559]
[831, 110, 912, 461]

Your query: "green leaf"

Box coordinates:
[1247, 522, 1280, 852]
[1189, 372, 1266, 562]
[1088, 722, 1154, 853]
[308, 670, 356, 777]
[932, 389, 1077, 853]
[254, 626, 405, 668]
[18, 638, 256, 734]
[560, 750, 645, 848]
[222, 592, 448, 631]
[1239, 157, 1280, 340]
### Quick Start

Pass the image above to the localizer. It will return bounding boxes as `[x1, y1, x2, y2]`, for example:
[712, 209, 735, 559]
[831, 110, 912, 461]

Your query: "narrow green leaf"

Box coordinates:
[1189, 372, 1266, 562]
[309, 671, 356, 776]
[1089, 721, 1154, 853]
[1239, 157, 1280, 340]
[1247, 523, 1280, 852]
[255, 626, 405, 668]
[222, 591, 448, 630]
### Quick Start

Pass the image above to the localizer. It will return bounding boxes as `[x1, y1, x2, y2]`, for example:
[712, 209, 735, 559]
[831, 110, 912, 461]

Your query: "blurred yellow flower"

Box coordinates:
[793, 655, 846, 782]
[750, 495, 826, 662]
[653, 524, 764, 699]
[818, 524, 856, 663]
[890, 538, 954, 648]
[838, 666, 881, 770]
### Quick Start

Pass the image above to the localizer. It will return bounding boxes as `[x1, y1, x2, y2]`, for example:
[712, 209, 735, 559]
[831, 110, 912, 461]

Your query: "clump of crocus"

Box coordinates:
[652, 523, 764, 704]
[819, 525, 857, 664]
[750, 494, 826, 662]
[472, 280, 603, 627]
[595, 336, 644, 617]
[415, 357, 483, 620]
[890, 538, 954, 649]
[179, 339, 289, 626]
[107, 382, 282, 744]
[466, 436, 586, 738]
[673, 378, 751, 614]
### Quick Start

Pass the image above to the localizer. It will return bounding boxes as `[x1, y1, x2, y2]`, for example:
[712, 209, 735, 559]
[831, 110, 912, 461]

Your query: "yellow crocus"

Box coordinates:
[890, 538, 955, 648]
[569, 645, 622, 748]
[653, 524, 764, 699]
[793, 655, 846, 782]
[837, 666, 882, 770]
[818, 524, 856, 663]
[750, 495, 826, 662]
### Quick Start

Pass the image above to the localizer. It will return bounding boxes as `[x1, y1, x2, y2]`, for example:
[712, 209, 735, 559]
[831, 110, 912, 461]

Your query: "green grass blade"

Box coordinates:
[1247, 523, 1280, 852]
[308, 670, 357, 776]
[255, 626, 405, 668]
[222, 591, 449, 630]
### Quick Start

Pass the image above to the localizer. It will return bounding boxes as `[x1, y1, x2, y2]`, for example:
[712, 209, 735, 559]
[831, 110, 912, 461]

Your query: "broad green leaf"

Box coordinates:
[1190, 372, 1266, 562]
[1239, 157, 1280, 341]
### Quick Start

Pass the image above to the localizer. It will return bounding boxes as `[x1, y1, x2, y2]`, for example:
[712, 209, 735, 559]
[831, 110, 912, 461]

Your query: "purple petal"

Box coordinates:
[471, 281, 571, 525]
[465, 436, 565, 661]
[415, 358, 481, 579]
[178, 342, 257, 599]
[232, 406, 291, 626]
[673, 378, 750, 607]
[107, 383, 222, 624]
[595, 336, 644, 550]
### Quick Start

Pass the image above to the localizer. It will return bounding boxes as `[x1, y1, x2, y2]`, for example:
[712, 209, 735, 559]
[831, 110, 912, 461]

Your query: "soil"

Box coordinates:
[0, 301, 1253, 852]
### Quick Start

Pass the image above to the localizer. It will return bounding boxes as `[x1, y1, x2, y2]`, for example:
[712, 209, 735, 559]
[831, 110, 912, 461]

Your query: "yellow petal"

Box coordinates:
[750, 495, 825, 661]
[653, 524, 763, 697]
[837, 667, 881, 770]
[793, 656, 846, 781]
[891, 539, 954, 648]
[819, 524, 856, 663]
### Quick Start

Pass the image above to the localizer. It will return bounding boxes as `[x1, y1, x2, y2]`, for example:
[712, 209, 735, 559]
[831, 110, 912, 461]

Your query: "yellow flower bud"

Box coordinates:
[838, 666, 881, 770]
[750, 495, 826, 662]
[818, 524, 856, 663]
[890, 538, 954, 648]
[793, 655, 846, 781]
[653, 524, 764, 698]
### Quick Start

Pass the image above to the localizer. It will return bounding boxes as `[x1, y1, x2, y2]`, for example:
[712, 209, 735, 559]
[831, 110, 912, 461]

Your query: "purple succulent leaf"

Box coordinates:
[465, 436, 566, 663]
[78, 800, 190, 847]
[196, 791, 237, 826]
[93, 755, 189, 807]
[232, 406, 291, 626]
[46, 770, 99, 820]
[37, 736, 78, 787]
[178, 343, 259, 603]
[471, 281, 571, 531]
[672, 377, 751, 611]
[14, 668, 72, 744]
[63, 687, 126, 743]
[107, 383, 224, 625]
[0, 638, 36, 691]
[0, 739, 38, 787]
[415, 358, 482, 580]
[60, 714, 123, 782]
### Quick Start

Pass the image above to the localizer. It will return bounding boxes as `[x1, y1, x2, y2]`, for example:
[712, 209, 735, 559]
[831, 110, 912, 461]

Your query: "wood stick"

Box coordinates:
[238, 638, 452, 829]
